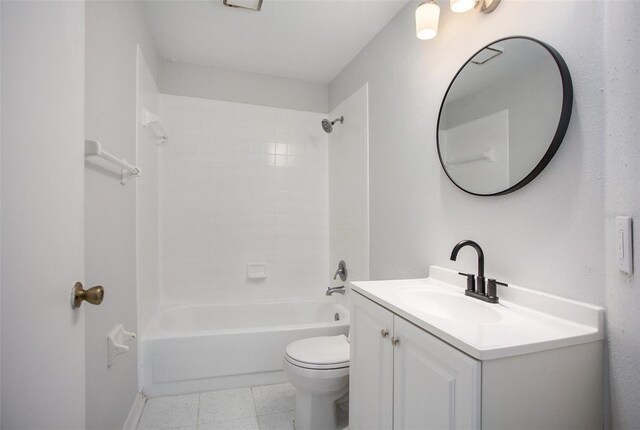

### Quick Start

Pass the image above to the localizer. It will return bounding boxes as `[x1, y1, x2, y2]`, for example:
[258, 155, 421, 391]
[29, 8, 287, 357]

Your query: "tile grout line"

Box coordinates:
[195, 392, 201, 429]
[143, 384, 294, 430]
[250, 385, 262, 430]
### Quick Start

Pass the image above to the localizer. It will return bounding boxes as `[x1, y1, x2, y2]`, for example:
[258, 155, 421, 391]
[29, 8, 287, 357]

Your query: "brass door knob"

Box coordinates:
[71, 282, 104, 309]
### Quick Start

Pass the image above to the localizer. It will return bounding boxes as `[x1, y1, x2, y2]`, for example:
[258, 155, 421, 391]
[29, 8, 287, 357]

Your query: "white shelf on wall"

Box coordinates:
[445, 149, 495, 166]
[85, 139, 141, 185]
[143, 109, 168, 143]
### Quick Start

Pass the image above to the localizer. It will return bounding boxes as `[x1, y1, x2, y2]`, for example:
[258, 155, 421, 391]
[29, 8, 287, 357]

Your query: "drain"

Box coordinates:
[334, 312, 340, 321]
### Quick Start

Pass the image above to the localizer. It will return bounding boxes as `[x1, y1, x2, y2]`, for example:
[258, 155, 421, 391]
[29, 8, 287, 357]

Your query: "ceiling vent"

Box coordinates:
[223, 0, 263, 12]
[471, 46, 503, 65]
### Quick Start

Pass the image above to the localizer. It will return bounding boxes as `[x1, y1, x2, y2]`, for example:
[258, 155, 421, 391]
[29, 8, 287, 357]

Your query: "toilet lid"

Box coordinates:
[285, 335, 350, 368]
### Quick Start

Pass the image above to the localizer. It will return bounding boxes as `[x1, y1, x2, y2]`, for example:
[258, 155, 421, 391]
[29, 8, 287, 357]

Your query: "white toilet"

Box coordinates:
[283, 334, 350, 430]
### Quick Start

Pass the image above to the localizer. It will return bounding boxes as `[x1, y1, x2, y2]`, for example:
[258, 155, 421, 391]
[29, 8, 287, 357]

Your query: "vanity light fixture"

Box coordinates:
[415, 0, 440, 40]
[417, 0, 500, 40]
[451, 0, 500, 13]
[450, 0, 476, 13]
[475, 0, 501, 13]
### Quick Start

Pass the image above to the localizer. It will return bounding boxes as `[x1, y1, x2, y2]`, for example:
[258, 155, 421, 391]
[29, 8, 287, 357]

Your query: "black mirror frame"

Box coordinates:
[436, 36, 573, 197]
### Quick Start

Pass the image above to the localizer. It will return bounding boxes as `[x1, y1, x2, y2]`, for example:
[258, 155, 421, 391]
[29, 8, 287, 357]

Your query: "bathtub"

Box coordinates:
[142, 298, 350, 397]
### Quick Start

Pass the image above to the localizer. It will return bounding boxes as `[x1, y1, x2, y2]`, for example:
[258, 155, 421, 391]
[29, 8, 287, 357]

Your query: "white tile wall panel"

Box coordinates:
[159, 95, 329, 304]
[328, 84, 370, 292]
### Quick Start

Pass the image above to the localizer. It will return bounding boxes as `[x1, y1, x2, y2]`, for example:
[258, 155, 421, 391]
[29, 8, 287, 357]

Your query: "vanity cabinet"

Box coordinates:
[349, 289, 394, 429]
[350, 291, 480, 430]
[349, 289, 602, 430]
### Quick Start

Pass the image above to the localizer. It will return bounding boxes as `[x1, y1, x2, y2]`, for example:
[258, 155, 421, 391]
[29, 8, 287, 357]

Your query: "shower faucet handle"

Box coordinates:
[333, 260, 347, 281]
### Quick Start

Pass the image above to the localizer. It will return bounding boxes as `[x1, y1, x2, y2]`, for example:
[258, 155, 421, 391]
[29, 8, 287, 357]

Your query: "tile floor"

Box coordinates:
[137, 383, 295, 430]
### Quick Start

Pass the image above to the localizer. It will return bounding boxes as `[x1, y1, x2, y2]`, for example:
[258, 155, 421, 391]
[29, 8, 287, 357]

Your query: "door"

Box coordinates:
[1, 2, 86, 428]
[393, 317, 481, 430]
[349, 292, 394, 430]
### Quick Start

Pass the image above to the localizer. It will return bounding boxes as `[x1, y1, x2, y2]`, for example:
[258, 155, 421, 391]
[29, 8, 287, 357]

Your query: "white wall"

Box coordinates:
[159, 95, 329, 304]
[1, 1, 86, 428]
[160, 60, 328, 113]
[330, 0, 605, 304]
[329, 84, 370, 296]
[0, 2, 3, 417]
[84, 2, 159, 428]
[603, 2, 640, 427]
[329, 0, 638, 426]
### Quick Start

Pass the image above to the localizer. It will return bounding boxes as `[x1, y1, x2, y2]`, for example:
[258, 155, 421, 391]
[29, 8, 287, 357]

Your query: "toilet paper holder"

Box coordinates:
[107, 323, 136, 367]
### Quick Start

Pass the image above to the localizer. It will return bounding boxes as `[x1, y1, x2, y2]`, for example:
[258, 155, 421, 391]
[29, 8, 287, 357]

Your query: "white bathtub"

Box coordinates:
[142, 299, 350, 397]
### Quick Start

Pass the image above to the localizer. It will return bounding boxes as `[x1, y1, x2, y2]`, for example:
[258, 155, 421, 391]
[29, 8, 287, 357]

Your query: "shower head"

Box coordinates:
[321, 119, 333, 133]
[321, 116, 344, 133]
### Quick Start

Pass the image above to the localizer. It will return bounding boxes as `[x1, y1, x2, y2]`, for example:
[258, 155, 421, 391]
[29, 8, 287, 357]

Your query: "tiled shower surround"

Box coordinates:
[159, 95, 329, 304]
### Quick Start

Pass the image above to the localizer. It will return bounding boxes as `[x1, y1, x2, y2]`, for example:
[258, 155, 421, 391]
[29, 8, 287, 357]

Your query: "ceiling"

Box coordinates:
[143, 0, 408, 84]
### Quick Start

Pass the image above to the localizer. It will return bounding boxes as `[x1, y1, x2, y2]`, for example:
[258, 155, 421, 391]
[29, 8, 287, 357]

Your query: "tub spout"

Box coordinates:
[326, 286, 346, 296]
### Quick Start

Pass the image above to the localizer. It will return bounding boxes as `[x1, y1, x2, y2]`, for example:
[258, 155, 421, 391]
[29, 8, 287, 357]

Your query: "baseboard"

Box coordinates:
[122, 392, 147, 430]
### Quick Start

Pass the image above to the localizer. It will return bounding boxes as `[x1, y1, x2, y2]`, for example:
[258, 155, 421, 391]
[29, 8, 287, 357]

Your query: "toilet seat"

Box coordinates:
[285, 355, 349, 370]
[285, 334, 349, 370]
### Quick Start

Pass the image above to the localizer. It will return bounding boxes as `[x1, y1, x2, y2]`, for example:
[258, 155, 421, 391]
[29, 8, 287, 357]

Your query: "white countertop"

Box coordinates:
[350, 266, 604, 360]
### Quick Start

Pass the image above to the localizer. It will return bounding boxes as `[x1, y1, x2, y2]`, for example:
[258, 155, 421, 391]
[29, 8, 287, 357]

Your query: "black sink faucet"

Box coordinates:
[450, 239, 486, 294]
[450, 240, 508, 303]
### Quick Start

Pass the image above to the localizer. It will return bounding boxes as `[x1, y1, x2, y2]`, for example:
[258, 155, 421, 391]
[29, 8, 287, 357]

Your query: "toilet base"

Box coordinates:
[293, 385, 349, 430]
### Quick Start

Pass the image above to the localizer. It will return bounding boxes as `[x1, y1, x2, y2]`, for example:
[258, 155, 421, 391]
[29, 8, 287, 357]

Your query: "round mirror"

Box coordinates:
[437, 36, 573, 196]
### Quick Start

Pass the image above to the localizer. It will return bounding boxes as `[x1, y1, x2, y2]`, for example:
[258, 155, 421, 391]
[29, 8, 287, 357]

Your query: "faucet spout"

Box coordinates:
[450, 239, 506, 304]
[450, 240, 485, 278]
[326, 286, 346, 296]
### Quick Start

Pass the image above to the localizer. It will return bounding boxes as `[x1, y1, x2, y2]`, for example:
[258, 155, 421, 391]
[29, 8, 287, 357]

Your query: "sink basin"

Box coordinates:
[395, 289, 502, 324]
[351, 266, 604, 360]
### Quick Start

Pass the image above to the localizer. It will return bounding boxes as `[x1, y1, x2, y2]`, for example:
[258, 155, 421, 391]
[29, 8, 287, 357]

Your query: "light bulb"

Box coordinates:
[416, 0, 440, 40]
[450, 0, 476, 13]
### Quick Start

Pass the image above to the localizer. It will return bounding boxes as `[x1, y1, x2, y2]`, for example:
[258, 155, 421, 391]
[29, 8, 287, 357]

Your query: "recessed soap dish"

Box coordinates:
[247, 263, 267, 279]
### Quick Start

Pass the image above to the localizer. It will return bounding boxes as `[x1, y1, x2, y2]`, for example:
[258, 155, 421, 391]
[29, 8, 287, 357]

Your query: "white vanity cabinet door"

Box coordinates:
[350, 293, 395, 430]
[392, 317, 481, 430]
